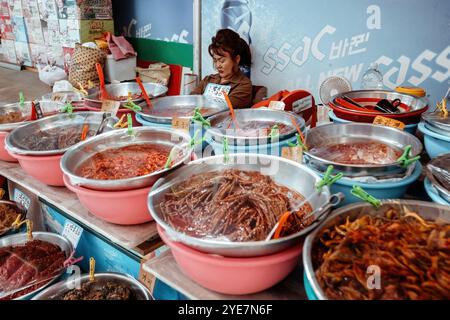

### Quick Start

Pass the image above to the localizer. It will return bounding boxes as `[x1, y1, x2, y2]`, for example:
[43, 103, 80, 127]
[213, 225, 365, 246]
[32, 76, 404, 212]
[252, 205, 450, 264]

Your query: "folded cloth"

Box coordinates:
[106, 32, 136, 61]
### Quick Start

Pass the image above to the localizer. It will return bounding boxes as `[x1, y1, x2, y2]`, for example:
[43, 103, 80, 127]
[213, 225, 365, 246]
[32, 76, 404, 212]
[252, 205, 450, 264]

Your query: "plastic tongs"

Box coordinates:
[375, 98, 402, 114]
[95, 62, 109, 100]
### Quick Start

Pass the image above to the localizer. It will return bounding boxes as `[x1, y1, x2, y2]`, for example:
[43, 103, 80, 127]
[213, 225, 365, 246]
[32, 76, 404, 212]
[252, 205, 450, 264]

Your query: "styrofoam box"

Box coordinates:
[104, 54, 137, 83]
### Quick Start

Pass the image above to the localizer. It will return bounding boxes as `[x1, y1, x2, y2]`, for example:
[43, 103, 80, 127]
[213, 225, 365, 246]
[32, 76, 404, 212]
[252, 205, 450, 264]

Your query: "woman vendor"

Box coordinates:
[191, 29, 253, 108]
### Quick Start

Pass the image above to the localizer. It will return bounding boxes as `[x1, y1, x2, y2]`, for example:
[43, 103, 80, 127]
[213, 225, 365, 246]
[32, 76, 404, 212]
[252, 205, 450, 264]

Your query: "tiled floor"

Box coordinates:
[0, 67, 51, 105]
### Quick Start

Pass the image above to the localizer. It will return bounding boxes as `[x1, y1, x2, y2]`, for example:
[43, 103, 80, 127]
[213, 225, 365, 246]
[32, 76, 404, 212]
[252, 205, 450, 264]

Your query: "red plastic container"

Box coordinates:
[63, 175, 153, 225]
[0, 132, 18, 162]
[8, 152, 64, 186]
[158, 225, 302, 295]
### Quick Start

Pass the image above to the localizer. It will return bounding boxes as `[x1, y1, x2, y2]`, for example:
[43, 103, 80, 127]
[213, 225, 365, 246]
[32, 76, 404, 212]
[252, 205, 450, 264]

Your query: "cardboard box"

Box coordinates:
[22, 0, 40, 18]
[12, 16, 28, 42]
[62, 19, 114, 48]
[0, 38, 17, 63]
[0, 16, 14, 40]
[25, 17, 45, 44]
[56, 0, 112, 20]
[0, 0, 10, 17]
[38, 0, 58, 20]
[29, 42, 48, 65]
[62, 45, 74, 73]
[14, 41, 33, 66]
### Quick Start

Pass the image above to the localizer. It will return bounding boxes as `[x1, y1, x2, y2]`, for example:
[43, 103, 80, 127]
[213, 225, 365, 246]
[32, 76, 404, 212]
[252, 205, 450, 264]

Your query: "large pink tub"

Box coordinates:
[8, 151, 64, 186]
[0, 131, 17, 162]
[64, 175, 153, 225]
[158, 226, 302, 295]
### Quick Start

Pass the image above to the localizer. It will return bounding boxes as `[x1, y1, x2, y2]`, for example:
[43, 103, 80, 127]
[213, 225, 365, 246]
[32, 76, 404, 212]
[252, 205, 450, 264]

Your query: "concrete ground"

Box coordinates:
[0, 67, 52, 105]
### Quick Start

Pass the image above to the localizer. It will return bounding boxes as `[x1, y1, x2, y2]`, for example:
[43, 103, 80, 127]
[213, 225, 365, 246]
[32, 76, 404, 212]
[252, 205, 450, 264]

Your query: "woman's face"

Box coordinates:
[213, 51, 240, 79]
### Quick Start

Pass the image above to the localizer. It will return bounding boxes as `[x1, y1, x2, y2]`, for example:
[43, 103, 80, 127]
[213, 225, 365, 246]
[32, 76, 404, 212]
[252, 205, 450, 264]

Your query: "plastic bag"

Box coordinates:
[136, 62, 171, 86]
[52, 80, 75, 92]
[37, 64, 67, 87]
[106, 32, 136, 61]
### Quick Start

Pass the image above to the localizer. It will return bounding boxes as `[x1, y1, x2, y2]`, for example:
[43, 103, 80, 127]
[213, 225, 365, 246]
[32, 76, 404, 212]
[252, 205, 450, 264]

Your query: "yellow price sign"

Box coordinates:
[172, 117, 191, 132]
[281, 146, 303, 163]
[373, 116, 405, 131]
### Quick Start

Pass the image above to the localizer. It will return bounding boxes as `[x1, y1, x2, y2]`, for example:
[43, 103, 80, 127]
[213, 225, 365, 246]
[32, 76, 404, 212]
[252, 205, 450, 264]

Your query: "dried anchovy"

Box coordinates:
[314, 209, 450, 300]
[160, 169, 312, 242]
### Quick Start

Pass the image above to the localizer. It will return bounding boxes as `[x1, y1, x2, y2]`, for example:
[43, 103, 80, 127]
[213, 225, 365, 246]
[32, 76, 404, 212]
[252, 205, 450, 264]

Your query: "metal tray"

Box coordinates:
[6, 112, 116, 156]
[0, 102, 33, 132]
[303, 200, 450, 300]
[422, 112, 450, 137]
[61, 127, 192, 191]
[304, 123, 423, 178]
[136, 95, 228, 124]
[426, 153, 450, 203]
[85, 82, 168, 107]
[0, 232, 73, 300]
[41, 91, 84, 104]
[0, 200, 27, 237]
[148, 153, 342, 258]
[205, 109, 305, 145]
[32, 272, 153, 300]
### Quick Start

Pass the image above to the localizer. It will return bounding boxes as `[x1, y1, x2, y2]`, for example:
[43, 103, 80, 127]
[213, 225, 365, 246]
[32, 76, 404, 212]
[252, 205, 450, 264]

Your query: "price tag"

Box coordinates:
[62, 221, 83, 249]
[203, 83, 231, 100]
[292, 95, 313, 113]
[13, 189, 31, 211]
[101, 100, 120, 117]
[317, 105, 331, 124]
[281, 146, 303, 163]
[172, 117, 190, 132]
[373, 116, 405, 131]
[268, 101, 285, 111]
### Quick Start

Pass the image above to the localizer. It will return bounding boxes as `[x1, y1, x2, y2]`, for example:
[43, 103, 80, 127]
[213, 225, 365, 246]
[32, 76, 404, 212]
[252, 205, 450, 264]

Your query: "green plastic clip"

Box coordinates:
[189, 129, 205, 149]
[62, 103, 74, 114]
[19, 92, 25, 108]
[223, 137, 230, 164]
[124, 99, 142, 112]
[126, 114, 135, 136]
[287, 133, 308, 151]
[192, 107, 211, 128]
[351, 185, 382, 208]
[316, 165, 344, 192]
[397, 145, 420, 168]
[269, 124, 279, 138]
[164, 145, 178, 169]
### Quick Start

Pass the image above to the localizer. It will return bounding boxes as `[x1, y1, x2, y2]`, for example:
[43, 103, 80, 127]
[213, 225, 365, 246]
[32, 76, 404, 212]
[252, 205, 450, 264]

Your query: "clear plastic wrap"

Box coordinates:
[304, 200, 450, 300]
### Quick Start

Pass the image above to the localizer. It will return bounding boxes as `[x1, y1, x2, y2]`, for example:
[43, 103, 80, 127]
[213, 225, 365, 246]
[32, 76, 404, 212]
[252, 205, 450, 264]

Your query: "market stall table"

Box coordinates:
[143, 250, 308, 300]
[0, 161, 159, 256]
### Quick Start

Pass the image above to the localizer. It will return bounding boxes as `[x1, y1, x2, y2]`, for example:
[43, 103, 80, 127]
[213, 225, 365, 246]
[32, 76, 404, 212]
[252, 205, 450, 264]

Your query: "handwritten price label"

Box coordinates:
[268, 101, 285, 111]
[373, 116, 405, 131]
[101, 100, 120, 117]
[172, 117, 190, 132]
[62, 221, 83, 249]
[281, 146, 303, 163]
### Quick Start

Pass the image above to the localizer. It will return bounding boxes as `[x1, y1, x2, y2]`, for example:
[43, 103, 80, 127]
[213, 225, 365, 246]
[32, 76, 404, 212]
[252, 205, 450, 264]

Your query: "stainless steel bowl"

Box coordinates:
[422, 112, 450, 137]
[85, 82, 168, 107]
[330, 90, 429, 114]
[303, 200, 450, 300]
[41, 91, 84, 104]
[136, 95, 228, 124]
[32, 272, 153, 300]
[61, 126, 192, 191]
[148, 153, 343, 257]
[426, 154, 450, 203]
[6, 112, 116, 156]
[205, 109, 305, 145]
[0, 200, 27, 237]
[0, 102, 33, 132]
[0, 232, 73, 300]
[304, 123, 423, 178]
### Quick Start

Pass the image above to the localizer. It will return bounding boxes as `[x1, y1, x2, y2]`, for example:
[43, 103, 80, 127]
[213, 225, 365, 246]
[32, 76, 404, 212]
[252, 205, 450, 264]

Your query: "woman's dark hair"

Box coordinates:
[208, 29, 251, 68]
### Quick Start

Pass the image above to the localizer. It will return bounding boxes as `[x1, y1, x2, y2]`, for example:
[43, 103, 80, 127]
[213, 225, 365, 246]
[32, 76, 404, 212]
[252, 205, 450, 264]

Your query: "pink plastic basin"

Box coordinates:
[158, 225, 302, 295]
[64, 175, 153, 225]
[0, 131, 17, 162]
[8, 151, 64, 186]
